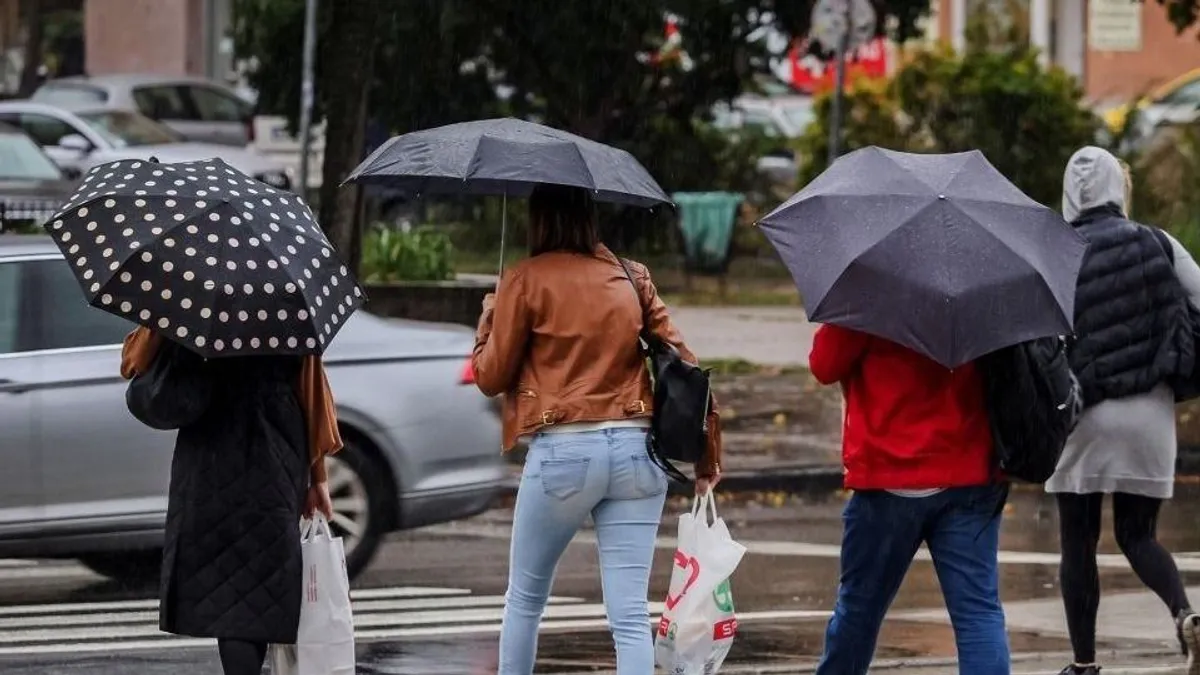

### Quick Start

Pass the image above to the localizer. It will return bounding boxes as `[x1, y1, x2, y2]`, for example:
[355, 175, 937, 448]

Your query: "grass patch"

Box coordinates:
[703, 358, 809, 377]
[662, 288, 801, 307]
[456, 247, 802, 306]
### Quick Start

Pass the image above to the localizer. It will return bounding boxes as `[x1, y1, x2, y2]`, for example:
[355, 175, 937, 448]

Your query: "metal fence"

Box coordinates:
[0, 199, 63, 234]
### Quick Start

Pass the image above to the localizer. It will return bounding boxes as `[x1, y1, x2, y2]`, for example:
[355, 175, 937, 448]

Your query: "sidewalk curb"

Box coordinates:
[499, 464, 845, 499]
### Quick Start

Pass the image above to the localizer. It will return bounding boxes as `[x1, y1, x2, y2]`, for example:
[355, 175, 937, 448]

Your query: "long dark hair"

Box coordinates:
[527, 184, 599, 256]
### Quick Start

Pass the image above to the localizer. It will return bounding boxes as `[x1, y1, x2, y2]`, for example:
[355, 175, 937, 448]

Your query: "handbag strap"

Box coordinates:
[1152, 227, 1176, 267]
[615, 257, 655, 349]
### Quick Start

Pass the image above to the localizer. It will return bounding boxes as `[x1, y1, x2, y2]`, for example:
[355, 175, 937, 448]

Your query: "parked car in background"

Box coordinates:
[0, 101, 292, 191]
[0, 122, 77, 232]
[33, 74, 255, 147]
[1102, 67, 1200, 149]
[0, 236, 505, 582]
[253, 115, 326, 193]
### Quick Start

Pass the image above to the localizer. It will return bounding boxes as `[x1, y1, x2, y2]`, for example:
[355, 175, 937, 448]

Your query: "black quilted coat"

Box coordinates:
[1069, 205, 1192, 406]
[131, 345, 308, 643]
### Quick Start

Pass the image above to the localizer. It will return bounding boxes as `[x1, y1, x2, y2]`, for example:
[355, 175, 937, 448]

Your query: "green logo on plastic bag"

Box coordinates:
[712, 579, 734, 613]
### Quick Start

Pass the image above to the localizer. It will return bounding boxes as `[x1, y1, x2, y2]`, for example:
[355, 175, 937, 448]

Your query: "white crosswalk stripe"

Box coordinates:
[0, 585, 667, 656]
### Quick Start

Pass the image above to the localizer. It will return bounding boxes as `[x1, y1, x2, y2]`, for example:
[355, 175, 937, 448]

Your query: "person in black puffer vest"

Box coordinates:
[1047, 147, 1200, 675]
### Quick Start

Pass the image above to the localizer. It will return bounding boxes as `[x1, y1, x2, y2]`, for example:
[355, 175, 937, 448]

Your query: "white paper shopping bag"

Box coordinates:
[655, 494, 746, 675]
[271, 514, 355, 675]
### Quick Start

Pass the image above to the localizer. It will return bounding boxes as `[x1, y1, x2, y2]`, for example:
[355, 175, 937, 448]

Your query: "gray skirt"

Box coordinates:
[1045, 384, 1177, 499]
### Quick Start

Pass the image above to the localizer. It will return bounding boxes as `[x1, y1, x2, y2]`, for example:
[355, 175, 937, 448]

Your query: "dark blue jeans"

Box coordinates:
[815, 485, 1011, 675]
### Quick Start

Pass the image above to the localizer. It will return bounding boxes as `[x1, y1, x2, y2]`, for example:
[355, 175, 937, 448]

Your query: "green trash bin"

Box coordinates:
[673, 192, 744, 274]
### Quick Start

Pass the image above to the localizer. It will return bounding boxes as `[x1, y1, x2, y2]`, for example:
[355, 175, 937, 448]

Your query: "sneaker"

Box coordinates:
[1057, 666, 1100, 675]
[1178, 609, 1200, 675]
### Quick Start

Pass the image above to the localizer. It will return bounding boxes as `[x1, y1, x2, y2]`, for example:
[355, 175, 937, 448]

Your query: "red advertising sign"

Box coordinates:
[713, 617, 738, 640]
[786, 37, 889, 93]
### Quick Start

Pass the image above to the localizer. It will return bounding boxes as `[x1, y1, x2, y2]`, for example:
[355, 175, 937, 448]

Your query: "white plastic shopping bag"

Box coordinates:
[655, 494, 747, 675]
[269, 514, 356, 675]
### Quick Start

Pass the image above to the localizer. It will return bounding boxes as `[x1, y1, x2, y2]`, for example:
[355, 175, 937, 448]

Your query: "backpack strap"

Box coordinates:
[1152, 227, 1176, 266]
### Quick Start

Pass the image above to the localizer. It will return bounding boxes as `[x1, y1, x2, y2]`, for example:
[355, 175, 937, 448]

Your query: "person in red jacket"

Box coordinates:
[810, 324, 1010, 675]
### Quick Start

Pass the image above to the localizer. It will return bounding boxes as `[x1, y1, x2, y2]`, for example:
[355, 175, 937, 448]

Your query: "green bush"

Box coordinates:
[1130, 125, 1200, 252]
[359, 225, 455, 283]
[798, 42, 1099, 208]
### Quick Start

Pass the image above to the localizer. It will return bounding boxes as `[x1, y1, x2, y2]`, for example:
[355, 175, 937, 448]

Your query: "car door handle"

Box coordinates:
[0, 379, 30, 394]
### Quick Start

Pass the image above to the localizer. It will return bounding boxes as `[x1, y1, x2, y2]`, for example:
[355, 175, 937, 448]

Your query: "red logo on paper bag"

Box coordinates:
[305, 564, 318, 603]
[713, 618, 738, 640]
[659, 616, 672, 636]
[664, 551, 701, 610]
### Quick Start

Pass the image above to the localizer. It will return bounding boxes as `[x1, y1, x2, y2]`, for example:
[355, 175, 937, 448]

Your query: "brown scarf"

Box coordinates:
[120, 327, 343, 483]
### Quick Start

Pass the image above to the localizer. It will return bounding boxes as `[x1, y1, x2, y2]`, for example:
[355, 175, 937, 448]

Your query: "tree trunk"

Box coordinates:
[316, 0, 379, 274]
[17, 0, 43, 96]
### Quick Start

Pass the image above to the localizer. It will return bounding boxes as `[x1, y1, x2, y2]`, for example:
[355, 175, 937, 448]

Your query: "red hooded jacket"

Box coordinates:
[809, 325, 994, 491]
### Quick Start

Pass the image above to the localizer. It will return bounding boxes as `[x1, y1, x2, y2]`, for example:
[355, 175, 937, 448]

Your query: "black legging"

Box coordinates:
[1057, 492, 1192, 663]
[218, 639, 267, 675]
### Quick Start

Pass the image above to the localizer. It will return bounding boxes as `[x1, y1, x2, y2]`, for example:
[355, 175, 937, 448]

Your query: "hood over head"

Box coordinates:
[1062, 145, 1127, 222]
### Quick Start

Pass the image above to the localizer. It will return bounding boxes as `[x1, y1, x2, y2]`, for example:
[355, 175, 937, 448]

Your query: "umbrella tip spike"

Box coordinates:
[938, 194, 947, 200]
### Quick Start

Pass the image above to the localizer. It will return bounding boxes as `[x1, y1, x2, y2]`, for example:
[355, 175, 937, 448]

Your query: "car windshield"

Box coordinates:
[0, 131, 63, 180]
[74, 110, 181, 148]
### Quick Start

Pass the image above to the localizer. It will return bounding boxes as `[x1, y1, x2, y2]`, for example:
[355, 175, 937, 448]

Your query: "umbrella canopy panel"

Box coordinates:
[345, 118, 671, 208]
[44, 158, 365, 357]
[759, 146, 1088, 368]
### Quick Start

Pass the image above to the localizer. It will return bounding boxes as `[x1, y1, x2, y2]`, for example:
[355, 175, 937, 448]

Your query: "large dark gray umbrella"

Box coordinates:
[344, 118, 670, 208]
[759, 146, 1088, 368]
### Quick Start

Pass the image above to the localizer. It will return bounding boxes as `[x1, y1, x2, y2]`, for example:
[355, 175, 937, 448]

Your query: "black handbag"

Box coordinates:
[616, 258, 713, 483]
[1150, 228, 1200, 402]
[126, 339, 214, 431]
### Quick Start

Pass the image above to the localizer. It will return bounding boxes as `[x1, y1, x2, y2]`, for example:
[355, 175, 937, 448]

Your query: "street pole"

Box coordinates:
[826, 1, 852, 167]
[297, 0, 318, 196]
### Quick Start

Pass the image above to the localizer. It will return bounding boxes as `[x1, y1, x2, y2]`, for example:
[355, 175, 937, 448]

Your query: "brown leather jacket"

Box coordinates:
[472, 245, 722, 477]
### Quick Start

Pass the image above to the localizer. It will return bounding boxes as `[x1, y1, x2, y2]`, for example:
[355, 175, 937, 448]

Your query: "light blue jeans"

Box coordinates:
[498, 427, 667, 675]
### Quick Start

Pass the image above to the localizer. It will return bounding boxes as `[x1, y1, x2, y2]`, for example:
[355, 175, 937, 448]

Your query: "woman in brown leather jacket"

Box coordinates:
[471, 184, 722, 674]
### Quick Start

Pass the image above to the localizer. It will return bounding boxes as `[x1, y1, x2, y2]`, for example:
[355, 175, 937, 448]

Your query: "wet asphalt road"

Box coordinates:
[4, 485, 1200, 673]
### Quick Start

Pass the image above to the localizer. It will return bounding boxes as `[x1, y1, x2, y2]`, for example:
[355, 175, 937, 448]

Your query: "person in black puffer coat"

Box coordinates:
[1048, 146, 1200, 675]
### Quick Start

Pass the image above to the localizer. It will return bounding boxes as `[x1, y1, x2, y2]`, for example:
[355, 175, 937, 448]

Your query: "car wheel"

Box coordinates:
[78, 550, 162, 587]
[323, 438, 391, 579]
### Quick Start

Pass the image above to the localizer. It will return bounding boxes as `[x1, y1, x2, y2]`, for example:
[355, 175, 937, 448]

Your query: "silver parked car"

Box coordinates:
[0, 123, 78, 231]
[33, 74, 255, 147]
[0, 101, 292, 191]
[0, 236, 505, 581]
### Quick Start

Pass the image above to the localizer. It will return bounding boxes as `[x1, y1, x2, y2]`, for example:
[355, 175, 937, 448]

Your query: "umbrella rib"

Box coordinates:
[808, 198, 946, 319]
[92, 199, 227, 309]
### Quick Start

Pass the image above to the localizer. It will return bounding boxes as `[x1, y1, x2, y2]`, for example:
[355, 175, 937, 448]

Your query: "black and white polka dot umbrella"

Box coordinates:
[43, 158, 365, 358]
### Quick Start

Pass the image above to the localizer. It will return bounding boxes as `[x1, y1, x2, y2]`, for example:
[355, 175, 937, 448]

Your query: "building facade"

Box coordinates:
[933, 0, 1200, 103]
[82, 0, 234, 82]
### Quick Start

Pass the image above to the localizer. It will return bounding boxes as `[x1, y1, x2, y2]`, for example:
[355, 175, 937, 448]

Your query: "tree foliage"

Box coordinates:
[1158, 0, 1200, 33]
[798, 40, 1098, 207]
[229, 0, 936, 266]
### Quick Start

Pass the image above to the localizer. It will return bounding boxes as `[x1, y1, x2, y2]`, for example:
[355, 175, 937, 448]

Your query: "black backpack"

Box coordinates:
[1150, 227, 1200, 402]
[976, 336, 1082, 483]
[617, 258, 712, 483]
